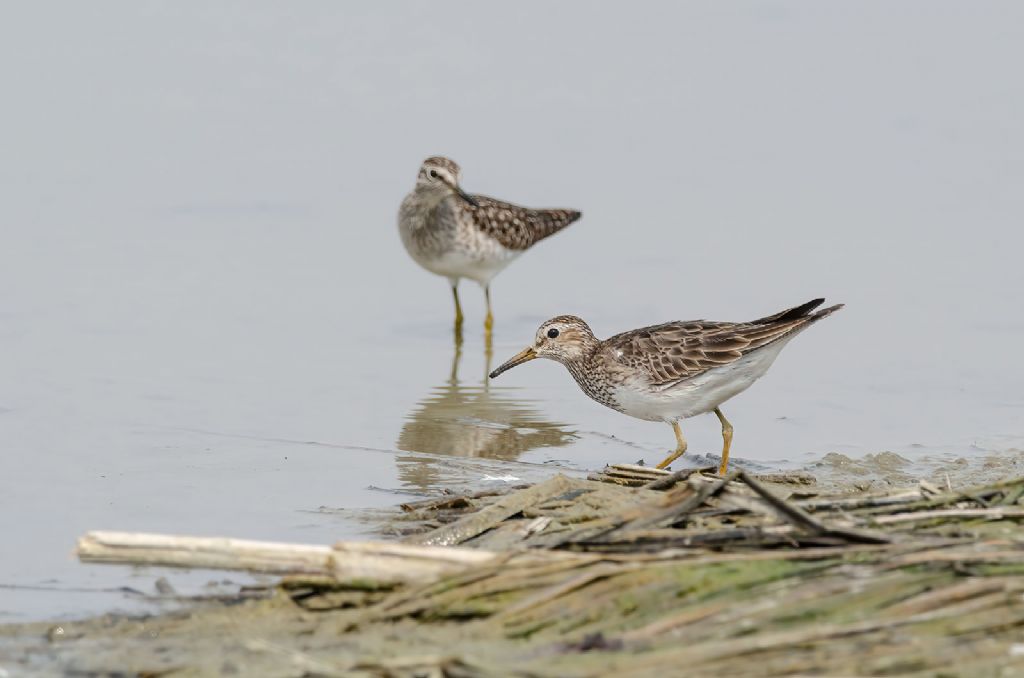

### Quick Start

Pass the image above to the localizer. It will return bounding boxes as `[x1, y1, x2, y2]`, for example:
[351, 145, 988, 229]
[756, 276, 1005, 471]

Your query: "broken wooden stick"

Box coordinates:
[77, 531, 499, 585]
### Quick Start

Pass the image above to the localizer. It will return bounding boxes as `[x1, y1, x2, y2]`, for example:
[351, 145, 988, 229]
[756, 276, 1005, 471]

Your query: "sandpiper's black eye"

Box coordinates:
[547, 328, 559, 339]
[429, 170, 438, 178]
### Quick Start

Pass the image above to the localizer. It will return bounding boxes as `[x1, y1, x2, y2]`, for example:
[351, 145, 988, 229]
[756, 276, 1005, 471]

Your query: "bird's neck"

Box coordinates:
[563, 357, 590, 387]
[562, 344, 600, 387]
[563, 349, 614, 409]
[403, 185, 452, 217]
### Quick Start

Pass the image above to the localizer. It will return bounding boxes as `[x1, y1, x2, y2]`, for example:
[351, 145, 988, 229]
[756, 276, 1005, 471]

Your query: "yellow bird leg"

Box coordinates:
[714, 407, 734, 475]
[655, 421, 688, 469]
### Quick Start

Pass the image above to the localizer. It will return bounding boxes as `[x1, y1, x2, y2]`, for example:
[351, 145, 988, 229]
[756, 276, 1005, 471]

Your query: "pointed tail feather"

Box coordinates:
[809, 303, 844, 321]
[753, 298, 826, 325]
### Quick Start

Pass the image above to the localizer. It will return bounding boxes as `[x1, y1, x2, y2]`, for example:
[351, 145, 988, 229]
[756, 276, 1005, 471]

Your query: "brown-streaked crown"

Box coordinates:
[419, 156, 461, 183]
[422, 156, 460, 173]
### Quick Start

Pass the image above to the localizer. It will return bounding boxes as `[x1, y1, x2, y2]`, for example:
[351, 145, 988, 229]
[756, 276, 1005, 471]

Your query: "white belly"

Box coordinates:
[610, 336, 797, 422]
[417, 248, 520, 285]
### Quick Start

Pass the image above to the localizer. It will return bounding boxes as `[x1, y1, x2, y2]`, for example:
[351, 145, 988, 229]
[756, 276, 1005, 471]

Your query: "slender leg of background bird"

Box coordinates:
[451, 282, 464, 341]
[655, 421, 688, 469]
[483, 284, 494, 336]
[714, 407, 734, 475]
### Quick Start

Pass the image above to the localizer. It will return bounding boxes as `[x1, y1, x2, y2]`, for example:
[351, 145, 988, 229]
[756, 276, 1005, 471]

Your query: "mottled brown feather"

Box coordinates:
[603, 301, 843, 388]
[457, 195, 581, 251]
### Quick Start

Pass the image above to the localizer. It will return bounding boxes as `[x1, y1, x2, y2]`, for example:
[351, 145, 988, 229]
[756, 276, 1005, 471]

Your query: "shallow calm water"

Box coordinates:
[1, 2, 1022, 622]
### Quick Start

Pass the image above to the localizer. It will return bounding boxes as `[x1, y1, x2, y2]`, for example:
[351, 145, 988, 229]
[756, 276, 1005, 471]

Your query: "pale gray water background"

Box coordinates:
[1, 2, 1022, 621]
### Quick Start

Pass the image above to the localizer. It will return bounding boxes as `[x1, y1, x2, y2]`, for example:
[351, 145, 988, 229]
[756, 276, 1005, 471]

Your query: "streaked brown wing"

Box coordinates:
[604, 316, 816, 388]
[461, 195, 581, 251]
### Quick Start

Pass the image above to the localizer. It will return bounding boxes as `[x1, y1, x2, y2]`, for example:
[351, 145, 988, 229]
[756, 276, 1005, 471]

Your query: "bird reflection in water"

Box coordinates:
[395, 337, 576, 491]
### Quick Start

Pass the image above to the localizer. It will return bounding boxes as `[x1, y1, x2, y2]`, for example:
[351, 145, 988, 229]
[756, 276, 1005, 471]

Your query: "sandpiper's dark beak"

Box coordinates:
[455, 185, 479, 207]
[489, 347, 537, 379]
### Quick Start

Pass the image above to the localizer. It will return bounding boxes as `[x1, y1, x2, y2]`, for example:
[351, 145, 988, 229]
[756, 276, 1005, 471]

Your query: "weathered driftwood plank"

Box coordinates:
[77, 531, 500, 585]
[77, 532, 336, 574]
[330, 540, 498, 583]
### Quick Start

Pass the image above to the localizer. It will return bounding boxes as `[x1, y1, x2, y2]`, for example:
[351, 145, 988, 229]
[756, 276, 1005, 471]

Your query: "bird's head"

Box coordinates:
[490, 316, 598, 378]
[414, 156, 478, 207]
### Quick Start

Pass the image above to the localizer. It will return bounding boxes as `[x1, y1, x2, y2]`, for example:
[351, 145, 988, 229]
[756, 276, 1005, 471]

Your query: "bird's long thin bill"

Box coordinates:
[489, 347, 537, 379]
[456, 186, 480, 207]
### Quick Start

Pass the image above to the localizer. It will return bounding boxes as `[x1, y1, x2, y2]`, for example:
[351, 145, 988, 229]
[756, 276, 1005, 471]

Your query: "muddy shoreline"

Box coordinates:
[4, 454, 1024, 677]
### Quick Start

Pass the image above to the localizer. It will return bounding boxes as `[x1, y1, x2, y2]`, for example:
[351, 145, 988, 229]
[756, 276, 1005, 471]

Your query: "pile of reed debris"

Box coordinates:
[70, 466, 1024, 676]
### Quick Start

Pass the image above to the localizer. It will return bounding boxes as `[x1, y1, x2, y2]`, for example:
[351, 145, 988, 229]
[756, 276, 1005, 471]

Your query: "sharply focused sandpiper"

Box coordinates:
[489, 299, 843, 474]
[399, 157, 581, 337]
